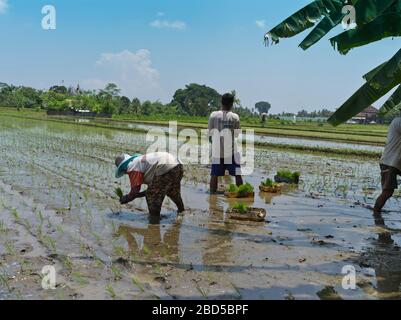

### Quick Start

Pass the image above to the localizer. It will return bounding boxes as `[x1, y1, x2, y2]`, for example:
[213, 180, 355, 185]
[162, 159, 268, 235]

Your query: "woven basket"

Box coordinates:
[259, 185, 282, 193]
[227, 207, 267, 222]
[224, 192, 255, 199]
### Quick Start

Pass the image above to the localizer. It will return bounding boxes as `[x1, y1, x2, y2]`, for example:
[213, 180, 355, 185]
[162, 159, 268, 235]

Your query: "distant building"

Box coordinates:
[350, 106, 379, 124]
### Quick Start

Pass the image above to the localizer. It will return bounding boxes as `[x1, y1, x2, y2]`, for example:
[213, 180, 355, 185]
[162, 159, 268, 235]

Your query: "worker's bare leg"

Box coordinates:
[374, 189, 394, 213]
[210, 176, 218, 194]
[235, 175, 243, 187]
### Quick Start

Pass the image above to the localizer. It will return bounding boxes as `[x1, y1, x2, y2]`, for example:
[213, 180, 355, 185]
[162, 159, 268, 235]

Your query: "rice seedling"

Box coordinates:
[227, 184, 239, 193]
[110, 264, 122, 281]
[112, 246, 127, 257]
[40, 235, 57, 253]
[261, 178, 275, 187]
[0, 271, 12, 293]
[237, 183, 254, 196]
[61, 256, 73, 272]
[22, 218, 32, 232]
[0, 220, 6, 233]
[90, 231, 102, 245]
[276, 170, 301, 183]
[10, 208, 20, 222]
[71, 272, 89, 286]
[132, 277, 145, 292]
[5, 242, 16, 256]
[196, 284, 209, 299]
[105, 284, 118, 299]
[232, 203, 248, 214]
[114, 187, 123, 199]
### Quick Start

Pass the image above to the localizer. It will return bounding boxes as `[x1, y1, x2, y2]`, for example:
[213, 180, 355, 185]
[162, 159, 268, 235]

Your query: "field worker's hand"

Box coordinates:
[120, 195, 131, 205]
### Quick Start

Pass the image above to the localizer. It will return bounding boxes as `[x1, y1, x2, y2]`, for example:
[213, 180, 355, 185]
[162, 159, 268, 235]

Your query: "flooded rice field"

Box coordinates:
[70, 118, 384, 153]
[1, 115, 401, 300]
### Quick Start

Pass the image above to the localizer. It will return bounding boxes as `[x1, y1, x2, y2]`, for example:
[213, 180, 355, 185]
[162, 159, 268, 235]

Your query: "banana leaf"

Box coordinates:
[330, 13, 401, 55]
[363, 61, 388, 81]
[265, 0, 344, 45]
[299, 11, 344, 50]
[369, 48, 401, 90]
[354, 0, 396, 25]
[328, 49, 401, 125]
[380, 85, 401, 114]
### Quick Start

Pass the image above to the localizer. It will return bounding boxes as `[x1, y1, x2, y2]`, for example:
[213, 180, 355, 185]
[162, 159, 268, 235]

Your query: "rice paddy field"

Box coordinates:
[1, 113, 401, 300]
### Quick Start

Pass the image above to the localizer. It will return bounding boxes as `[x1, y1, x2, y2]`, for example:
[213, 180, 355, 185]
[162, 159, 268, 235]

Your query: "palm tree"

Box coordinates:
[265, 0, 401, 126]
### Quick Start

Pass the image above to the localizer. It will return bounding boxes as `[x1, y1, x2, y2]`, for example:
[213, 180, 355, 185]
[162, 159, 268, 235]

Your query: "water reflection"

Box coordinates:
[116, 221, 181, 261]
[360, 213, 401, 299]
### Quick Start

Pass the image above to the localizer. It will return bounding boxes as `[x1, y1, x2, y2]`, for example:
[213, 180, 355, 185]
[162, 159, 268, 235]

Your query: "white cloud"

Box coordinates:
[82, 49, 162, 100]
[0, 0, 8, 14]
[255, 20, 266, 29]
[150, 19, 187, 30]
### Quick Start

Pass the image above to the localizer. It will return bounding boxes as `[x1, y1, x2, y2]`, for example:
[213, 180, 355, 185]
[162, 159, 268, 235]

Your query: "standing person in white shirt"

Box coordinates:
[208, 93, 243, 194]
[374, 118, 401, 213]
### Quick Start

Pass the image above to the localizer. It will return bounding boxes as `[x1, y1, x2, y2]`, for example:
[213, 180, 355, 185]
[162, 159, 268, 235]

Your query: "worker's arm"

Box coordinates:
[120, 171, 146, 204]
[120, 186, 146, 204]
[208, 115, 214, 144]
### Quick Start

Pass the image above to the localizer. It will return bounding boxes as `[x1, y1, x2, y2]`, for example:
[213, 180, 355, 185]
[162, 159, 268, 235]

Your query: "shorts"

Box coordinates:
[380, 164, 401, 190]
[211, 157, 241, 177]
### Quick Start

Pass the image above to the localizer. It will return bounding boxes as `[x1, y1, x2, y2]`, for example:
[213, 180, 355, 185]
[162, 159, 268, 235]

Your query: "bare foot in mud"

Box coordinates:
[209, 190, 225, 195]
[362, 204, 389, 215]
[361, 203, 380, 213]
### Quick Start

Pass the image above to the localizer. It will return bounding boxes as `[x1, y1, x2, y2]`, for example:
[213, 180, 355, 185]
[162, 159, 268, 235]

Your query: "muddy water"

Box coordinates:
[1, 115, 401, 300]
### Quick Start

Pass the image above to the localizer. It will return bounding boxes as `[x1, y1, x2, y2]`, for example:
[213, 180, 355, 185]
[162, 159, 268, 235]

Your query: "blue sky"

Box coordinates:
[0, 0, 399, 113]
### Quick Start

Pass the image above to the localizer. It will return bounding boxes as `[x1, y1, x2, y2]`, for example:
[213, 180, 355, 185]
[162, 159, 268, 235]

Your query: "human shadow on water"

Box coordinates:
[356, 212, 401, 299]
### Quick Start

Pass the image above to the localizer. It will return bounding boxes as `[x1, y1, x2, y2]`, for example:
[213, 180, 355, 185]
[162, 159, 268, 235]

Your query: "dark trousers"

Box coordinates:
[146, 165, 185, 216]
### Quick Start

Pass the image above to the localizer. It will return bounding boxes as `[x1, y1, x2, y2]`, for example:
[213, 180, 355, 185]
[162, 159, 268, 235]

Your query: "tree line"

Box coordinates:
[0, 82, 260, 118]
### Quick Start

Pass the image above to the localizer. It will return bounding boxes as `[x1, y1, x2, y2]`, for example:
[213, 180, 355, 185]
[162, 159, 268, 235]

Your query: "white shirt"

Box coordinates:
[381, 118, 401, 171]
[208, 110, 240, 159]
[127, 152, 180, 185]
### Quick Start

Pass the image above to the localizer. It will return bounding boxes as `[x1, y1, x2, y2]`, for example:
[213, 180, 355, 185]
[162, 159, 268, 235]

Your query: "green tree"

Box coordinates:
[171, 83, 222, 116]
[141, 100, 153, 116]
[265, 0, 401, 125]
[49, 85, 68, 95]
[117, 96, 131, 114]
[98, 83, 121, 114]
[130, 98, 141, 114]
[255, 101, 271, 114]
